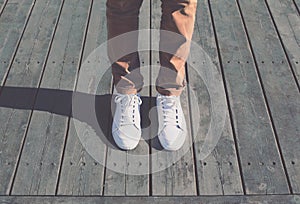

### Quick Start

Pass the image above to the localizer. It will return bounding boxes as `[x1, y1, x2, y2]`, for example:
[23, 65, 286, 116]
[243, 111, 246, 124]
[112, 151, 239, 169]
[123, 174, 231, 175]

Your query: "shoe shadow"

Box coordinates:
[0, 86, 164, 151]
[140, 96, 164, 151]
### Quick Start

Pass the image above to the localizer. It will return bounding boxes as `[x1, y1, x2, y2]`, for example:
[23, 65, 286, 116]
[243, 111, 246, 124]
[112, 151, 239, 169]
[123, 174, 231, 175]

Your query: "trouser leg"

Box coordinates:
[156, 0, 197, 96]
[106, 0, 144, 94]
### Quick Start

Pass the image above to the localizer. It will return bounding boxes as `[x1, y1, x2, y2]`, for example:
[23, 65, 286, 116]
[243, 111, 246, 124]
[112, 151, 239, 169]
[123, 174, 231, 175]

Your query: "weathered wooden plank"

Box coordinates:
[266, 0, 300, 86]
[103, 146, 126, 195]
[149, 0, 160, 97]
[187, 0, 243, 195]
[150, 0, 197, 196]
[151, 90, 197, 196]
[0, 0, 34, 85]
[0, 0, 5, 7]
[0, 0, 7, 14]
[294, 0, 300, 12]
[2, 195, 300, 204]
[11, 0, 91, 195]
[125, 0, 150, 196]
[0, 0, 62, 195]
[56, 0, 108, 196]
[103, 0, 151, 196]
[210, 0, 291, 195]
[239, 0, 300, 193]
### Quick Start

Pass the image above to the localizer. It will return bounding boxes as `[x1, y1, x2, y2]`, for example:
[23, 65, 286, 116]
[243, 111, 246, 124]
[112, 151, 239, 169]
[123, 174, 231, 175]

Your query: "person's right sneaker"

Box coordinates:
[156, 93, 187, 151]
[112, 93, 142, 150]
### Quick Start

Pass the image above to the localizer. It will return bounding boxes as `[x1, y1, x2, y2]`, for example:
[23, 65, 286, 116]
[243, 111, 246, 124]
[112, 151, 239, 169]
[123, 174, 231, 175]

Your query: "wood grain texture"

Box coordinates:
[0, 0, 34, 84]
[0, 0, 5, 7]
[57, 0, 108, 196]
[210, 0, 290, 195]
[103, 0, 151, 196]
[103, 147, 126, 195]
[0, 0, 7, 14]
[266, 0, 300, 86]
[11, 0, 91, 195]
[2, 195, 300, 204]
[0, 0, 299, 198]
[239, 0, 300, 193]
[125, 0, 150, 196]
[0, 0, 62, 195]
[150, 0, 197, 196]
[294, 0, 300, 11]
[151, 89, 197, 196]
[188, 0, 243, 195]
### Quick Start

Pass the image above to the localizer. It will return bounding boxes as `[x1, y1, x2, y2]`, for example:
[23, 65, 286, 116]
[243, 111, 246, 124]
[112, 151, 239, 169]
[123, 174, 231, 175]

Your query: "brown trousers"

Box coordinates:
[106, 0, 197, 96]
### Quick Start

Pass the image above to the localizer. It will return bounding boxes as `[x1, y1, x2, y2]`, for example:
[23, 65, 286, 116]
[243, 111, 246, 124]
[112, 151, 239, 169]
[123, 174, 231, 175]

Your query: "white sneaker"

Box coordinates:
[156, 94, 187, 151]
[112, 93, 142, 150]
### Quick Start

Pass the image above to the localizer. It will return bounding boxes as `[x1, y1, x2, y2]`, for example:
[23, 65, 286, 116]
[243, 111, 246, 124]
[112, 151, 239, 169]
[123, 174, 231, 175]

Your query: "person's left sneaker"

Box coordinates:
[112, 93, 142, 150]
[156, 93, 187, 151]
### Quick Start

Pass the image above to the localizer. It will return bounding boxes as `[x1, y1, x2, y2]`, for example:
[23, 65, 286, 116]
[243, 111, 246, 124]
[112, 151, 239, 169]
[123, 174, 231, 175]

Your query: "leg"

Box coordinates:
[107, 0, 144, 150]
[155, 0, 197, 151]
[106, 0, 144, 94]
[156, 0, 197, 96]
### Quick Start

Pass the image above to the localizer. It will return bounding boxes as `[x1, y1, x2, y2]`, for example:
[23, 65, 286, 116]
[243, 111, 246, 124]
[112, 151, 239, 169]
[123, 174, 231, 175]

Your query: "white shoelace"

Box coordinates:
[157, 95, 181, 127]
[114, 94, 142, 126]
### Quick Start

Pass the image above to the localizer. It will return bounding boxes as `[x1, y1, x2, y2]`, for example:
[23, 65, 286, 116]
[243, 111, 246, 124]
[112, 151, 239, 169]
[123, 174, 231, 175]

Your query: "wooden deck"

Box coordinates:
[0, 0, 299, 203]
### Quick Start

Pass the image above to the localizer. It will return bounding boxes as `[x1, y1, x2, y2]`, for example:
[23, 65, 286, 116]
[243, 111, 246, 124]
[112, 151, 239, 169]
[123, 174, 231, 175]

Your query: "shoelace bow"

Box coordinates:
[114, 94, 142, 126]
[158, 95, 181, 127]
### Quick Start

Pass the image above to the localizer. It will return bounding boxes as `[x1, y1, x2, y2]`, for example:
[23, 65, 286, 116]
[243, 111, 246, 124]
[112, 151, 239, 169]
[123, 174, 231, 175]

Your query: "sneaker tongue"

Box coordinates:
[116, 94, 135, 106]
[163, 98, 176, 108]
[164, 102, 174, 109]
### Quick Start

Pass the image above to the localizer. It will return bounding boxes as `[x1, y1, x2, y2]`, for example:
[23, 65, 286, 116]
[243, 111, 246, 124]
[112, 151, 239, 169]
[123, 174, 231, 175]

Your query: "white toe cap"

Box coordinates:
[112, 125, 141, 150]
[158, 126, 186, 151]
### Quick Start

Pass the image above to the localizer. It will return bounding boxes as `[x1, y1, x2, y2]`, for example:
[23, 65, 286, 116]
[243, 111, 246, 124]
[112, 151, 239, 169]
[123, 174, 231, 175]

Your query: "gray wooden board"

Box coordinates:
[266, 0, 300, 86]
[103, 146, 126, 195]
[210, 0, 290, 195]
[11, 0, 91, 195]
[0, 0, 7, 14]
[151, 89, 197, 195]
[0, 0, 34, 84]
[56, 0, 108, 196]
[188, 0, 243, 195]
[0, 0, 62, 195]
[295, 0, 300, 11]
[125, 0, 150, 196]
[150, 0, 197, 196]
[2, 195, 300, 204]
[0, 0, 5, 6]
[103, 0, 151, 196]
[239, 0, 300, 193]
